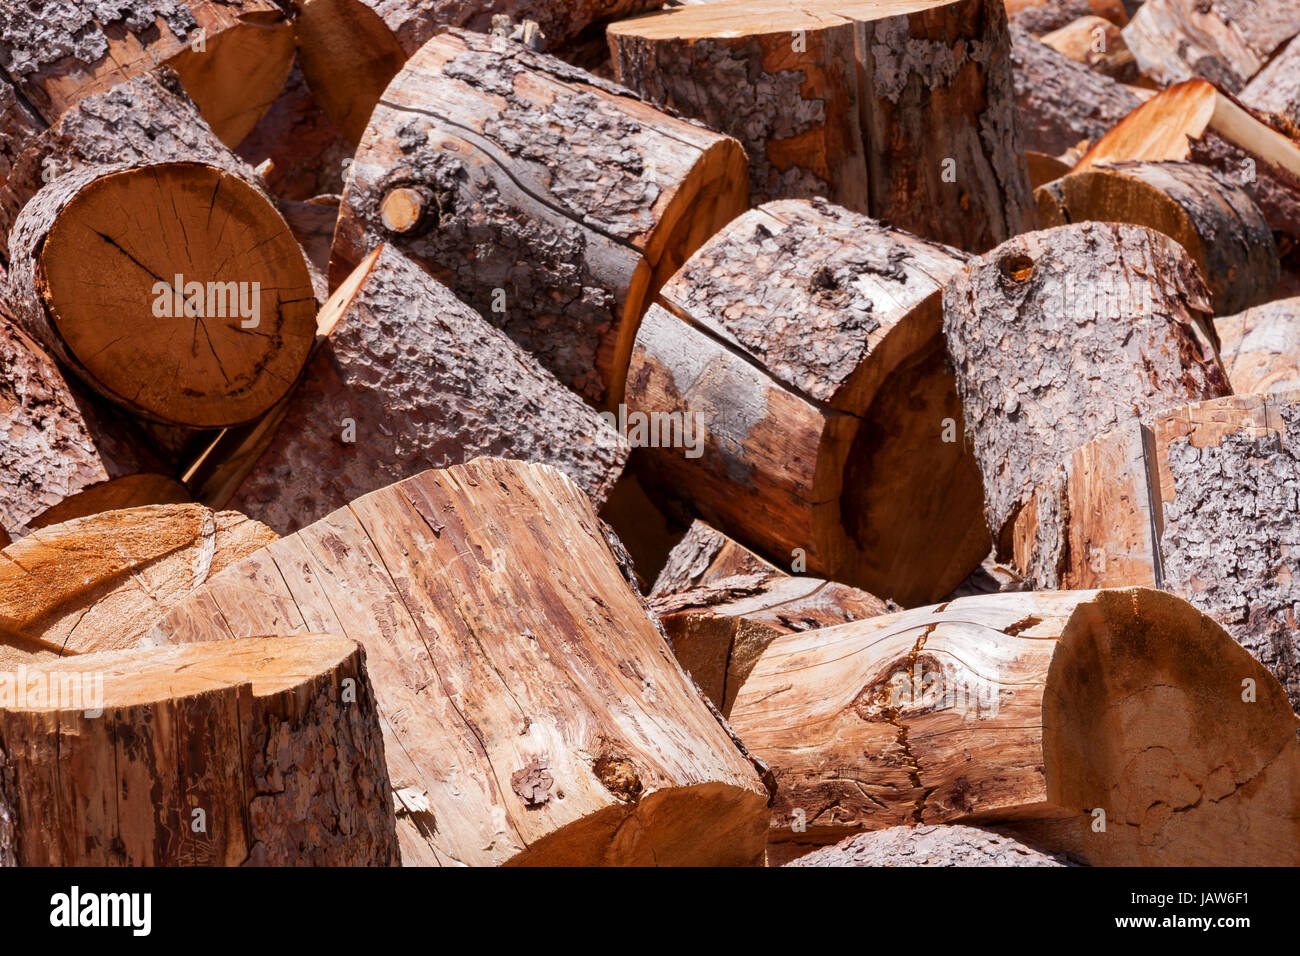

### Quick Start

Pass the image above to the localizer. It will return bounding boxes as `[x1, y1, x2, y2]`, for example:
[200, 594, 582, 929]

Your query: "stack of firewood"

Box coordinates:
[0, 0, 1298, 867]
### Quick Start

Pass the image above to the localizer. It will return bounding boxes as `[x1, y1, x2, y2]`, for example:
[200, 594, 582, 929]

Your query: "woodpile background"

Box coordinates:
[1, 0, 1298, 867]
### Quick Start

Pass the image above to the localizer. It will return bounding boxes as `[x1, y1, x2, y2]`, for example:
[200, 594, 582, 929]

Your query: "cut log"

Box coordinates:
[0, 76, 42, 191]
[784, 824, 1072, 867]
[1010, 390, 1300, 712]
[0, 504, 276, 659]
[609, 0, 1036, 254]
[1121, 0, 1300, 92]
[1074, 79, 1300, 254]
[224, 245, 629, 534]
[147, 459, 773, 866]
[0, 309, 188, 538]
[1041, 15, 1137, 81]
[0, 634, 399, 866]
[1215, 296, 1300, 394]
[729, 587, 1300, 866]
[648, 521, 889, 716]
[1010, 26, 1141, 156]
[1005, 0, 1128, 33]
[942, 221, 1230, 555]
[1036, 160, 1279, 314]
[1240, 34, 1300, 139]
[7, 161, 317, 428]
[626, 199, 991, 606]
[1025, 150, 1074, 188]
[330, 28, 747, 407]
[294, 0, 662, 143]
[0, 1, 294, 146]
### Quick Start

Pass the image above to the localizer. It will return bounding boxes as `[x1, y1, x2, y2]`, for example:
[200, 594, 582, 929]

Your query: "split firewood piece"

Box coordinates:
[1074, 79, 1300, 251]
[626, 199, 990, 606]
[1011, 390, 1300, 711]
[943, 221, 1230, 555]
[1122, 0, 1300, 92]
[147, 459, 773, 866]
[1010, 26, 1141, 157]
[1005, 0, 1128, 33]
[1025, 151, 1074, 189]
[0, 310, 188, 539]
[608, 0, 1036, 254]
[1036, 160, 1279, 314]
[0, 69, 259, 264]
[1240, 34, 1300, 139]
[1041, 15, 1137, 81]
[330, 29, 747, 406]
[784, 824, 1071, 867]
[0, 1, 294, 147]
[223, 245, 629, 534]
[294, 0, 662, 143]
[648, 521, 889, 716]
[7, 161, 317, 428]
[0, 504, 276, 659]
[730, 587, 1300, 866]
[0, 635, 399, 866]
[1215, 297, 1300, 394]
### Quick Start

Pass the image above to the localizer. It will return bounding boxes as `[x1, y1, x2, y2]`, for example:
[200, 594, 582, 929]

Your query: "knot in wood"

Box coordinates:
[380, 185, 438, 235]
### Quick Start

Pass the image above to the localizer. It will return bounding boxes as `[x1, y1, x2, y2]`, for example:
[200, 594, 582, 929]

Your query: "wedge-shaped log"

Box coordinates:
[147, 458, 773, 866]
[1041, 16, 1137, 81]
[0, 504, 275, 659]
[1012, 391, 1300, 711]
[1006, 0, 1128, 33]
[609, 0, 1035, 253]
[1036, 160, 1278, 314]
[1215, 297, 1300, 394]
[7, 161, 317, 428]
[0, 635, 398, 865]
[628, 199, 990, 606]
[730, 588, 1300, 866]
[1241, 34, 1300, 137]
[224, 245, 629, 533]
[943, 221, 1229, 554]
[330, 28, 747, 406]
[649, 521, 889, 716]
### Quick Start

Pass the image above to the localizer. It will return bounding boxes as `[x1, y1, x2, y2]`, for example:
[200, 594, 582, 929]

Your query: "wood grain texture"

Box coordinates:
[1241, 33, 1300, 138]
[1215, 296, 1300, 394]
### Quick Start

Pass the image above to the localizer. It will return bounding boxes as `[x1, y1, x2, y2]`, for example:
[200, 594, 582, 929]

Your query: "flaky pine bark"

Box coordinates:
[0, 504, 276, 659]
[1037, 160, 1278, 314]
[294, 0, 662, 142]
[1241, 34, 1300, 138]
[1011, 391, 1300, 712]
[0, 77, 41, 191]
[1005, 0, 1128, 33]
[331, 29, 747, 406]
[7, 162, 317, 428]
[730, 588, 1300, 866]
[648, 522, 889, 716]
[1010, 26, 1141, 156]
[0, 1, 294, 145]
[0, 635, 399, 866]
[224, 246, 629, 534]
[943, 222, 1229, 554]
[610, 0, 1035, 254]
[0, 311, 187, 538]
[785, 824, 1071, 867]
[149, 459, 773, 866]
[627, 199, 990, 606]
[1215, 297, 1300, 394]
[1041, 15, 1137, 81]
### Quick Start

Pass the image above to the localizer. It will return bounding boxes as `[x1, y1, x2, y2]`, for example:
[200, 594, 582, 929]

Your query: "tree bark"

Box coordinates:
[609, 0, 1036, 254]
[627, 198, 991, 607]
[148, 458, 774, 866]
[1006, 0, 1129, 33]
[223, 245, 629, 534]
[648, 521, 889, 717]
[0, 310, 188, 538]
[0, 634, 400, 866]
[1010, 26, 1141, 157]
[7, 161, 317, 428]
[1036, 160, 1278, 314]
[0, 0, 294, 146]
[784, 824, 1071, 867]
[0, 77, 42, 192]
[942, 221, 1229, 555]
[0, 503, 276, 659]
[1011, 390, 1300, 712]
[1215, 296, 1300, 394]
[1041, 15, 1138, 81]
[1241, 33, 1300, 139]
[729, 587, 1300, 866]
[330, 28, 747, 407]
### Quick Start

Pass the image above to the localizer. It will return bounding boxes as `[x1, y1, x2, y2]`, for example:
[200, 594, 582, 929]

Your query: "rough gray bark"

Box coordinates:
[1241, 34, 1300, 137]
[229, 245, 629, 534]
[786, 824, 1074, 867]
[1215, 296, 1300, 394]
[0, 77, 42, 190]
[943, 221, 1231, 552]
[1010, 26, 1141, 156]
